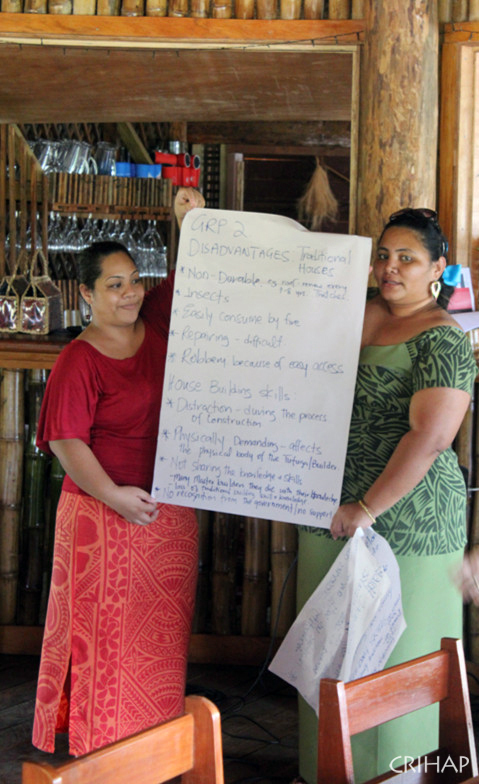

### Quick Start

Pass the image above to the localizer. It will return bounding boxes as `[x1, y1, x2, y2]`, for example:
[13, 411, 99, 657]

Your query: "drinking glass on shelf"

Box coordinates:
[59, 140, 84, 174]
[118, 219, 137, 255]
[136, 220, 168, 277]
[47, 211, 64, 252]
[64, 215, 84, 253]
[43, 141, 63, 174]
[95, 142, 117, 175]
[77, 142, 98, 175]
[78, 214, 100, 247]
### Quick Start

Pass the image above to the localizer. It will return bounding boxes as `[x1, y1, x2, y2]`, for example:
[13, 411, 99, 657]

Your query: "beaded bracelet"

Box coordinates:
[358, 499, 376, 524]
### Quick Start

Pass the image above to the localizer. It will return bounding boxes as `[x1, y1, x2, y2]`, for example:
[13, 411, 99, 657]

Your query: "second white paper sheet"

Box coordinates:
[268, 527, 406, 714]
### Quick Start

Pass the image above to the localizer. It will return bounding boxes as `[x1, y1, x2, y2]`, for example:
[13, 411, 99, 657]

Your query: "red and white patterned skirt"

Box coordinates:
[32, 491, 198, 756]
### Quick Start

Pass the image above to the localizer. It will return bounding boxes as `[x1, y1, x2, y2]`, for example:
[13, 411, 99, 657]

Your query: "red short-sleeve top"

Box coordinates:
[36, 274, 175, 495]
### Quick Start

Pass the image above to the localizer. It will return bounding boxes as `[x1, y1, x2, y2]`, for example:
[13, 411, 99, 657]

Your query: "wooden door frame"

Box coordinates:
[439, 24, 479, 296]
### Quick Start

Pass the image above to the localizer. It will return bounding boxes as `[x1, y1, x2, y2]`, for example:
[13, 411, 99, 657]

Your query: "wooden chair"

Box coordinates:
[318, 637, 478, 784]
[22, 695, 224, 784]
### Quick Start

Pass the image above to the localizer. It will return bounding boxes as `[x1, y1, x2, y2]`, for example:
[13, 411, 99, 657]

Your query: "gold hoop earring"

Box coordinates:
[430, 280, 441, 301]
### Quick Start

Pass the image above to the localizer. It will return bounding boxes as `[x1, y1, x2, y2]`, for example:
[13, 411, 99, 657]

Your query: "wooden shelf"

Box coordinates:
[51, 203, 172, 219]
[0, 330, 72, 369]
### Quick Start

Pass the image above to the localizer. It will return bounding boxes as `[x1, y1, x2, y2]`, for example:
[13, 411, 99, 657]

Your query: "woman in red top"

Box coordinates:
[33, 188, 205, 756]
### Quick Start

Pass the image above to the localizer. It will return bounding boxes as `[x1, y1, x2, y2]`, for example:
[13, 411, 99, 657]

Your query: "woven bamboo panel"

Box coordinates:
[4, 0, 479, 18]
[0, 0, 353, 16]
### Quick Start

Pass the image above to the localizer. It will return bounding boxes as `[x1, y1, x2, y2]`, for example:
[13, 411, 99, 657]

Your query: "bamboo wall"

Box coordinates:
[0, 122, 299, 645]
[1, 0, 364, 18]
[0, 369, 298, 637]
[3, 0, 479, 20]
[0, 368, 64, 625]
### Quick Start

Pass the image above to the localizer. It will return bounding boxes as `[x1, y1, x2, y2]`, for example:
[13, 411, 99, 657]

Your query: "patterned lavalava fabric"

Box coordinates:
[33, 493, 198, 756]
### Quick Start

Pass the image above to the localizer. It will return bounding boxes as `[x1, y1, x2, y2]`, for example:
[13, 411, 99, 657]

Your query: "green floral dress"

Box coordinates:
[339, 325, 478, 555]
[297, 324, 478, 784]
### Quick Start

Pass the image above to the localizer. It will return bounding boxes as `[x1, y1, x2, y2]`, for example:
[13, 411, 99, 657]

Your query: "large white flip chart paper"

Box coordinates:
[152, 209, 372, 528]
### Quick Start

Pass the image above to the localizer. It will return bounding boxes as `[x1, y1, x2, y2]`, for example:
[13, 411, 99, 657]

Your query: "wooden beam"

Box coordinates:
[0, 15, 365, 47]
[10, 123, 43, 177]
[116, 122, 152, 163]
[443, 20, 479, 40]
[0, 46, 356, 123]
[438, 38, 460, 248]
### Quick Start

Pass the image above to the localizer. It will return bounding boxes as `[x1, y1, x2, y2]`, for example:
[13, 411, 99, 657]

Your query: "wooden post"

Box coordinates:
[351, 0, 363, 18]
[169, 121, 188, 146]
[438, 0, 452, 21]
[328, 0, 349, 18]
[241, 518, 270, 636]
[8, 126, 17, 273]
[211, 512, 239, 635]
[303, 0, 323, 17]
[279, 0, 301, 18]
[39, 454, 65, 624]
[146, 0, 167, 14]
[468, 383, 479, 663]
[18, 369, 50, 626]
[451, 0, 468, 20]
[191, 509, 211, 633]
[0, 125, 6, 278]
[270, 521, 297, 638]
[234, 0, 254, 17]
[357, 0, 439, 242]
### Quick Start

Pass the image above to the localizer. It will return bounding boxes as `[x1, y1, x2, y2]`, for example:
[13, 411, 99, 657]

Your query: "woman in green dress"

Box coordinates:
[298, 208, 478, 784]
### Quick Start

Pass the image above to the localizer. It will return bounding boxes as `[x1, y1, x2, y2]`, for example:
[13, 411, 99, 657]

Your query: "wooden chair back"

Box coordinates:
[318, 637, 478, 784]
[22, 695, 224, 784]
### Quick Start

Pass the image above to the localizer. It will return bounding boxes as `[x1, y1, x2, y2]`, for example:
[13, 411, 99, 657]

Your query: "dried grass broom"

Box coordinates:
[297, 158, 339, 231]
